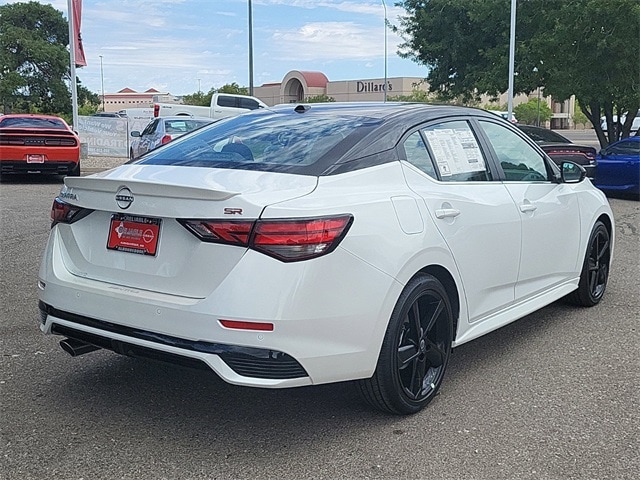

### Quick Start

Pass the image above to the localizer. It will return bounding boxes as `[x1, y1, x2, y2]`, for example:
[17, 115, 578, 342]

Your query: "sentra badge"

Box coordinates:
[115, 186, 134, 210]
[59, 187, 77, 201]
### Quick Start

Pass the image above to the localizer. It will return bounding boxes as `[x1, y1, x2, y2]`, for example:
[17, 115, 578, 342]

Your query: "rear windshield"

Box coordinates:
[519, 126, 569, 144]
[164, 119, 212, 134]
[135, 112, 377, 173]
[0, 117, 67, 129]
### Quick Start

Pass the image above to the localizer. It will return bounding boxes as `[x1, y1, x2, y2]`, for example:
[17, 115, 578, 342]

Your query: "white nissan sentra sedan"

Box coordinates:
[39, 103, 614, 414]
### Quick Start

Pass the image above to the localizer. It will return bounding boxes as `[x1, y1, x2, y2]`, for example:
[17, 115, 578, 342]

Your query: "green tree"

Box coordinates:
[396, 0, 639, 146]
[482, 103, 508, 111]
[572, 100, 590, 128]
[182, 88, 213, 107]
[304, 94, 335, 103]
[218, 82, 249, 95]
[77, 82, 101, 115]
[0, 1, 70, 114]
[514, 98, 552, 126]
[182, 83, 251, 106]
[388, 88, 432, 103]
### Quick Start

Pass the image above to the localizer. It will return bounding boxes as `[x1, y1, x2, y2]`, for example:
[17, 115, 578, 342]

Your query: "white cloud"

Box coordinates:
[269, 21, 401, 61]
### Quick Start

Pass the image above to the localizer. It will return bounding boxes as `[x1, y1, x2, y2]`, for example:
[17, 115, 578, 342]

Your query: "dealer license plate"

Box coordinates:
[107, 214, 161, 256]
[27, 154, 45, 163]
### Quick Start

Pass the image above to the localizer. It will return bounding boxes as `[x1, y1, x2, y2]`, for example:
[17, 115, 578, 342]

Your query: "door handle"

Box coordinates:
[519, 203, 537, 213]
[435, 208, 461, 219]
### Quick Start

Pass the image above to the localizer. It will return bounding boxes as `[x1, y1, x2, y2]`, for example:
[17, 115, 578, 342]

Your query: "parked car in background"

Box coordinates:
[0, 114, 80, 178]
[516, 124, 597, 180]
[40, 103, 613, 415]
[489, 110, 518, 123]
[129, 116, 214, 160]
[153, 93, 267, 118]
[91, 112, 127, 118]
[599, 114, 640, 134]
[595, 136, 640, 196]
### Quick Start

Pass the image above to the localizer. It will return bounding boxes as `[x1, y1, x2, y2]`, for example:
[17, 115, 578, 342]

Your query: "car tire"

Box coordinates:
[358, 273, 453, 415]
[69, 161, 81, 177]
[566, 220, 610, 307]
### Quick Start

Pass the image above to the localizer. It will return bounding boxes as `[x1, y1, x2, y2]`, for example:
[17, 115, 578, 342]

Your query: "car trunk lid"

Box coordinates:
[56, 165, 317, 297]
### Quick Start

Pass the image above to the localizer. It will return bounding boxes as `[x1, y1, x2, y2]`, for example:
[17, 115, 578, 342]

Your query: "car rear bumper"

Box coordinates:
[38, 230, 401, 388]
[1, 160, 79, 175]
[39, 301, 310, 383]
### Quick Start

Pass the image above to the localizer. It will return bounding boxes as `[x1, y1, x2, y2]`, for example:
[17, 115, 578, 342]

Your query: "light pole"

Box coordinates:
[248, 0, 254, 96]
[382, 0, 388, 102]
[99, 55, 105, 112]
[197, 78, 201, 93]
[533, 63, 542, 126]
[507, 0, 516, 121]
[536, 87, 541, 126]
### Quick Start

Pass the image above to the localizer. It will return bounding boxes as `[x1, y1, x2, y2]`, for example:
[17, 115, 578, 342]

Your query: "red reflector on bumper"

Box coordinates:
[219, 319, 274, 331]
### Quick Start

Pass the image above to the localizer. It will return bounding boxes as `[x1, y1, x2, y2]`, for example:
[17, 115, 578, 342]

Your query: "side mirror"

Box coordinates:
[130, 131, 141, 137]
[561, 161, 586, 183]
[599, 148, 606, 156]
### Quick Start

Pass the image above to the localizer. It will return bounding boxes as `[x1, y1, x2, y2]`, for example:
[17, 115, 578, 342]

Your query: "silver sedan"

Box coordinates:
[129, 116, 214, 160]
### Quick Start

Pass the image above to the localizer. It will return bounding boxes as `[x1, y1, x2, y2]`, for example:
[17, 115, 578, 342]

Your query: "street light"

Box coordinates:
[99, 55, 105, 112]
[533, 61, 543, 126]
[382, 0, 388, 102]
[248, 0, 254, 96]
[197, 78, 201, 93]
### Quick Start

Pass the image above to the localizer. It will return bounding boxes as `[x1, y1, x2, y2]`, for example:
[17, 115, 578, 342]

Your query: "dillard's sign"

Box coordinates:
[356, 81, 393, 93]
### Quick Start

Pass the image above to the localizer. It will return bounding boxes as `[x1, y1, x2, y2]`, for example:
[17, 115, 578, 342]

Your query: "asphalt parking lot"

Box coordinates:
[1, 171, 638, 480]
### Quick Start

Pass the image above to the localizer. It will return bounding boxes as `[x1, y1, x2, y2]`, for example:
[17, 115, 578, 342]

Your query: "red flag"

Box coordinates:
[72, 0, 87, 67]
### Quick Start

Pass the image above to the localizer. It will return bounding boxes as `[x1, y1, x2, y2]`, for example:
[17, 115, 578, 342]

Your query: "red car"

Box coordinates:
[0, 114, 81, 177]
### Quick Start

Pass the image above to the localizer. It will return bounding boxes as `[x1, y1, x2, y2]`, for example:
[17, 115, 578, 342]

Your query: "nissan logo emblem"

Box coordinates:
[115, 187, 134, 209]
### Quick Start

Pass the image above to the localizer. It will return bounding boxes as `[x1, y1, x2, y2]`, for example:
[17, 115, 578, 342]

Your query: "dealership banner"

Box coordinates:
[77, 117, 129, 157]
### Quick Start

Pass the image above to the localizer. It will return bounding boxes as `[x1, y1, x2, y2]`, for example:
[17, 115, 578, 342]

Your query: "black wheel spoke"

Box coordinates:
[398, 344, 419, 368]
[597, 239, 610, 262]
[409, 358, 427, 399]
[410, 302, 421, 340]
[421, 299, 444, 342]
[589, 269, 598, 293]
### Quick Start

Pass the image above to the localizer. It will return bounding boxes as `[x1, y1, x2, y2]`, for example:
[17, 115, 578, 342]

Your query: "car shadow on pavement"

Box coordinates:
[38, 301, 572, 441]
[0, 173, 65, 185]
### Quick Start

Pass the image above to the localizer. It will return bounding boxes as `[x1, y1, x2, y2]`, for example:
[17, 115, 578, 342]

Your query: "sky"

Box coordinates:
[4, 0, 430, 96]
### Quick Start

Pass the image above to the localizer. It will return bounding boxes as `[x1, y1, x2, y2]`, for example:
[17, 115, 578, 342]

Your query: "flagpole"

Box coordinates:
[67, 0, 79, 130]
[507, 0, 516, 122]
[248, 0, 254, 96]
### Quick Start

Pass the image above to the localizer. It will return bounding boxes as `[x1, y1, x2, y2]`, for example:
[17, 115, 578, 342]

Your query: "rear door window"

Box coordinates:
[422, 121, 491, 181]
[402, 131, 437, 179]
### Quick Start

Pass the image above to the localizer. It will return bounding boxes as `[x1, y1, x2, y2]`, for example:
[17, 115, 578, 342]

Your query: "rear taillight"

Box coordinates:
[252, 216, 353, 261]
[179, 215, 353, 262]
[161, 134, 172, 145]
[50, 198, 93, 227]
[179, 220, 253, 246]
[153, 104, 160, 117]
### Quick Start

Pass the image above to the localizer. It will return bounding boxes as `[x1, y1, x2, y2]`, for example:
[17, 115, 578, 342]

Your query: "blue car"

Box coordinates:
[595, 136, 640, 196]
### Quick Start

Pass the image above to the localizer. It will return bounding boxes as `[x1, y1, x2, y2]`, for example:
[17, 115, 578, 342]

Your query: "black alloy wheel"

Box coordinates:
[567, 220, 610, 307]
[359, 274, 453, 415]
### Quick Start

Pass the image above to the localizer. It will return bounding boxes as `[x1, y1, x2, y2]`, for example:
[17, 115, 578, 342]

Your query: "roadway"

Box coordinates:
[1, 174, 637, 480]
